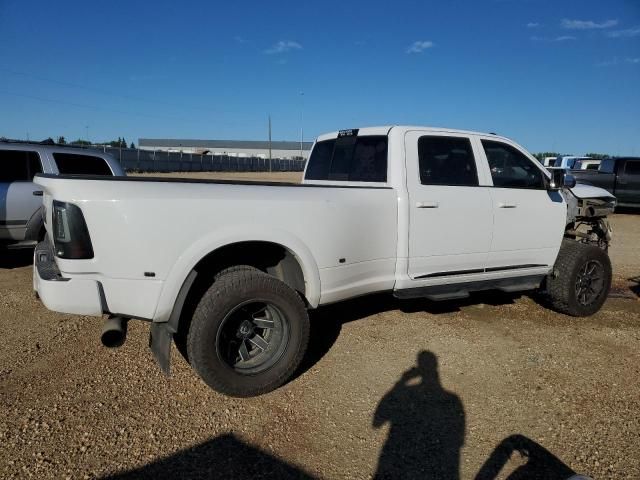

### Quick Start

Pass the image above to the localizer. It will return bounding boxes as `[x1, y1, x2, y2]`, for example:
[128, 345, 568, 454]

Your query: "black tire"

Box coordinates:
[546, 239, 612, 317]
[214, 264, 259, 280]
[186, 269, 309, 397]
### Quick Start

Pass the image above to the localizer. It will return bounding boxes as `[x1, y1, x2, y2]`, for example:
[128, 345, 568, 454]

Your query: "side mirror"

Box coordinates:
[549, 169, 576, 190]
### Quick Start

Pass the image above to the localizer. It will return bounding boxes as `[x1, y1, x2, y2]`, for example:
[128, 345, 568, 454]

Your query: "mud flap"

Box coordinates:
[148, 269, 198, 376]
[149, 322, 174, 375]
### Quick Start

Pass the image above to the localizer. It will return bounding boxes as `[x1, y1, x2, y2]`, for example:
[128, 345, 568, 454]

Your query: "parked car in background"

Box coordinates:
[0, 141, 125, 248]
[549, 156, 593, 169]
[573, 158, 601, 171]
[542, 156, 557, 167]
[572, 157, 640, 208]
[33, 126, 615, 397]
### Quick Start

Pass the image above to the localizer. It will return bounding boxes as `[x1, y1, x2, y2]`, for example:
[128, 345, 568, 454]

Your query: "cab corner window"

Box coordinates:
[305, 136, 387, 182]
[481, 140, 545, 189]
[418, 136, 478, 186]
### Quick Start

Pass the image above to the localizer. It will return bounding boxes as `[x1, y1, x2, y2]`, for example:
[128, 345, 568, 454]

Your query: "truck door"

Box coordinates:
[477, 137, 566, 270]
[616, 158, 640, 206]
[0, 149, 44, 242]
[405, 131, 493, 279]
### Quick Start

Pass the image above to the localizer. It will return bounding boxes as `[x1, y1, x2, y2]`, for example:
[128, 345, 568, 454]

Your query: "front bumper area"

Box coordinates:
[33, 240, 104, 316]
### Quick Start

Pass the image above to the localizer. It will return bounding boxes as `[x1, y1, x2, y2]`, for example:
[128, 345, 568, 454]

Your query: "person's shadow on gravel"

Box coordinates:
[373, 350, 465, 479]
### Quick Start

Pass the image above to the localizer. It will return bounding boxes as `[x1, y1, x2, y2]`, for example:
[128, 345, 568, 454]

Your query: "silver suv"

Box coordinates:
[0, 142, 125, 248]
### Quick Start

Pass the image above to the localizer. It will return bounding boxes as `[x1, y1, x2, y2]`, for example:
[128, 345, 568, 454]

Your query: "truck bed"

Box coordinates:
[34, 173, 399, 318]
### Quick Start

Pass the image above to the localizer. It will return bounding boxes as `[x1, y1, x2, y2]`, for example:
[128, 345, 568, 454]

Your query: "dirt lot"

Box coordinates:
[1, 173, 639, 479]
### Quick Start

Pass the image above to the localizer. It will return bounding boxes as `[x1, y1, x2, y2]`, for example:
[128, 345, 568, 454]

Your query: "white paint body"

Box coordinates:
[34, 126, 570, 322]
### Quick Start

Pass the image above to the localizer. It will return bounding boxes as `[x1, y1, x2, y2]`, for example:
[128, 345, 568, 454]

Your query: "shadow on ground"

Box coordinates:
[104, 351, 583, 480]
[372, 350, 465, 478]
[628, 276, 640, 297]
[0, 248, 33, 269]
[297, 290, 523, 379]
[102, 433, 315, 479]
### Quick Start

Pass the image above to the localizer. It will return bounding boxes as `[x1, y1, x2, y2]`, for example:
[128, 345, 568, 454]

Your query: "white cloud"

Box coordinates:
[526, 22, 540, 28]
[531, 35, 576, 42]
[406, 40, 434, 54]
[606, 26, 640, 38]
[596, 58, 618, 67]
[265, 41, 302, 54]
[561, 19, 618, 30]
[595, 57, 640, 67]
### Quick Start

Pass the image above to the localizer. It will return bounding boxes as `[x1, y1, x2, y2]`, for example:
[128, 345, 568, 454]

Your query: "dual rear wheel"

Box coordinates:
[186, 267, 309, 397]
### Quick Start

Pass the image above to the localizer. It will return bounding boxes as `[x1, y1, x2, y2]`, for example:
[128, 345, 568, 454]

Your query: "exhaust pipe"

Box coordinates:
[101, 316, 128, 348]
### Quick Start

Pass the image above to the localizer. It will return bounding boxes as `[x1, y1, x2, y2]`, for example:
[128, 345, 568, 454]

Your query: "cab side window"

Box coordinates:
[0, 150, 42, 182]
[53, 153, 113, 176]
[481, 140, 545, 189]
[624, 160, 640, 175]
[418, 136, 478, 186]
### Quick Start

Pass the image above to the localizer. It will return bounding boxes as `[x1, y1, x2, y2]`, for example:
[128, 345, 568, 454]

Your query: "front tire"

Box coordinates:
[187, 269, 309, 397]
[546, 240, 612, 317]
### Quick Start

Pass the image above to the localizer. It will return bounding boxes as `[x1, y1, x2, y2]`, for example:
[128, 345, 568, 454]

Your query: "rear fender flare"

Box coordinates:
[152, 225, 321, 323]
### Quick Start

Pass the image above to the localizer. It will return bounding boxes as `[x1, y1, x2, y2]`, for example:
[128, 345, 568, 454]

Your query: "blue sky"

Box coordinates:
[1, 0, 639, 155]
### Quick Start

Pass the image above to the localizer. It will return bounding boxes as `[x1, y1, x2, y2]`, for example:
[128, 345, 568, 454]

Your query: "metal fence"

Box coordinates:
[98, 147, 306, 173]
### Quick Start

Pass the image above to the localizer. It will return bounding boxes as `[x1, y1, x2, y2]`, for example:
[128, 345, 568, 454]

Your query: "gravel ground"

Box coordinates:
[1, 173, 639, 479]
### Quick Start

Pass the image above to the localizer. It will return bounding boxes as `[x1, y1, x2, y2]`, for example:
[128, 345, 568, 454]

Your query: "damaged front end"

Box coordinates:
[563, 184, 616, 251]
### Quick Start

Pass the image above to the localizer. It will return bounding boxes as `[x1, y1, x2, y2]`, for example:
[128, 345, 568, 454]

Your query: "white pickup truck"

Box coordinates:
[33, 126, 616, 397]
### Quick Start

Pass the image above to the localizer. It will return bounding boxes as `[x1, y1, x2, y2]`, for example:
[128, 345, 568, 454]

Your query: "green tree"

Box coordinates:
[57, 136, 66, 144]
[130, 142, 135, 149]
[120, 137, 127, 148]
[585, 152, 610, 159]
[70, 139, 91, 146]
[533, 152, 561, 162]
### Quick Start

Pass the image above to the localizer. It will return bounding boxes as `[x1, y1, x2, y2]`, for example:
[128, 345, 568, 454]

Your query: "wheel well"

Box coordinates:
[192, 241, 305, 296]
[173, 241, 307, 355]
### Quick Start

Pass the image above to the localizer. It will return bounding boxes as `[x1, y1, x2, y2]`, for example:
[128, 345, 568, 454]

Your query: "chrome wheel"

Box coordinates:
[216, 300, 290, 374]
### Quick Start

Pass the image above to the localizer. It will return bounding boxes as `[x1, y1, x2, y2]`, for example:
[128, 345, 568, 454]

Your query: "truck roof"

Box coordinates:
[315, 126, 509, 142]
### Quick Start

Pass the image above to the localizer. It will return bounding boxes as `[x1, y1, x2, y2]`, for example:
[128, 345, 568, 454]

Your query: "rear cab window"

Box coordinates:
[0, 149, 43, 182]
[53, 153, 113, 176]
[305, 130, 388, 183]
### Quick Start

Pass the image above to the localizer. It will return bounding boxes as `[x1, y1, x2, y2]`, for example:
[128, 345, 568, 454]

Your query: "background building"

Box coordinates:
[139, 138, 313, 159]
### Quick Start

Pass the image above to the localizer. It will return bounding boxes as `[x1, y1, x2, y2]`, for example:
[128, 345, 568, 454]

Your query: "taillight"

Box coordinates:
[52, 201, 94, 259]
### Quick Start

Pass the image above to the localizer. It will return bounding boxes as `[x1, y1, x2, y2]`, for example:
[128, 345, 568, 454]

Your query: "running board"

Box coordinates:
[4, 240, 38, 250]
[394, 275, 545, 301]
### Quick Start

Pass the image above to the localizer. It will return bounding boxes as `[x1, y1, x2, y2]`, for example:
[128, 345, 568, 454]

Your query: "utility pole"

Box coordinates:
[85, 125, 90, 144]
[299, 91, 304, 159]
[268, 114, 272, 172]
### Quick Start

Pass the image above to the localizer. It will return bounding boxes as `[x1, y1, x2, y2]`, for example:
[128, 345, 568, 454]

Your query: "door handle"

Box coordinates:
[416, 201, 439, 208]
[32, 191, 43, 196]
[498, 202, 517, 208]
